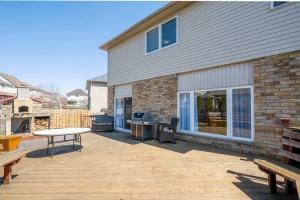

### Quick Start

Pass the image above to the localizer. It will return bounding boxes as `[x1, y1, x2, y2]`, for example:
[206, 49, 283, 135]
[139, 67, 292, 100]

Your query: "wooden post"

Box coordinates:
[268, 172, 277, 194]
[4, 164, 12, 184]
[285, 179, 296, 194]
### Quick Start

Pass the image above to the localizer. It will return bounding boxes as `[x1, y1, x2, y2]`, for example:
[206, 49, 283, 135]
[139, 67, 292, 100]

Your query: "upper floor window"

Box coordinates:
[145, 16, 177, 54]
[146, 27, 159, 53]
[271, 1, 288, 9]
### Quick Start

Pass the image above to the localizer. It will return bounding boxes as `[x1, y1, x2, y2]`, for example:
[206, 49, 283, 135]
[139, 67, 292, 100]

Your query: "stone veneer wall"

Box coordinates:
[108, 50, 300, 157]
[132, 74, 177, 122]
[253, 50, 300, 156]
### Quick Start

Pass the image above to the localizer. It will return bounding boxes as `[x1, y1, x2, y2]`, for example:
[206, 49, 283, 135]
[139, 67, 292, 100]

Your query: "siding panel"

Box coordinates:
[178, 63, 254, 91]
[108, 2, 300, 86]
[115, 84, 132, 98]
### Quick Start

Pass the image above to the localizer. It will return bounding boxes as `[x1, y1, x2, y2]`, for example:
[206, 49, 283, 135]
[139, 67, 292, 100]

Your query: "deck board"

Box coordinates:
[0, 132, 297, 200]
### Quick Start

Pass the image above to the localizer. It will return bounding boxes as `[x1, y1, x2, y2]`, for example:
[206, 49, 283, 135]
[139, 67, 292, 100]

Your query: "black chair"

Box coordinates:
[92, 115, 114, 132]
[156, 118, 179, 144]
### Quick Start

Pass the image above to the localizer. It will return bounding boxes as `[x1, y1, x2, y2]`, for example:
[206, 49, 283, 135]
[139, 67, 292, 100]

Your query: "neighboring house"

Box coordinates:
[100, 2, 300, 157]
[66, 89, 88, 109]
[86, 74, 108, 113]
[0, 73, 62, 107]
[0, 73, 46, 99]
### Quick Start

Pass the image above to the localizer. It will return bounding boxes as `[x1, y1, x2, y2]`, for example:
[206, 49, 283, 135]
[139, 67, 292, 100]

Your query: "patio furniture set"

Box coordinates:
[91, 113, 179, 143]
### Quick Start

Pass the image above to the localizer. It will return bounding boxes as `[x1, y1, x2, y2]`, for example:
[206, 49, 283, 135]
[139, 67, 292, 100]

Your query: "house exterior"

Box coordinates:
[86, 74, 108, 113]
[66, 89, 88, 109]
[100, 2, 300, 157]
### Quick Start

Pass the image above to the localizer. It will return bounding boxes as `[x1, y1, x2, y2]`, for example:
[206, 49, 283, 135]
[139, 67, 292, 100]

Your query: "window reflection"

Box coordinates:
[194, 90, 227, 135]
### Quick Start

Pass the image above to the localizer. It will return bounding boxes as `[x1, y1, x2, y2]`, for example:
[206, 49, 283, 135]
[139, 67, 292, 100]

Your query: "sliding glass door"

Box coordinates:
[178, 86, 253, 141]
[115, 97, 132, 130]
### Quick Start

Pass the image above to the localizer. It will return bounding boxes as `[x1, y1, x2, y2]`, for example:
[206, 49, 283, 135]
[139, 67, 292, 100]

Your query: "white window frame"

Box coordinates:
[177, 85, 254, 142]
[145, 16, 178, 55]
[270, 1, 288, 9]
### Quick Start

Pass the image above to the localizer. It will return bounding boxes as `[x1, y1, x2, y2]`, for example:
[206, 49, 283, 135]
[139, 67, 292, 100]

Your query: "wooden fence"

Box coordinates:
[42, 109, 93, 129]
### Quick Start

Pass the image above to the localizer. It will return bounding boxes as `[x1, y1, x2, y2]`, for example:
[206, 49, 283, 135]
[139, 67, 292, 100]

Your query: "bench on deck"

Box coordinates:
[254, 159, 300, 197]
[0, 151, 26, 184]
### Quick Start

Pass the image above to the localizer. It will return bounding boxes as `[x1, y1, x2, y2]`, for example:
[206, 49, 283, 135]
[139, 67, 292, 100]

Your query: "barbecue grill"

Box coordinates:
[127, 112, 153, 141]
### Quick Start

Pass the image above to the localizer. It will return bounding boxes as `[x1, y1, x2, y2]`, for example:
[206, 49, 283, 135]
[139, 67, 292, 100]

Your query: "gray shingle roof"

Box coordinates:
[87, 74, 107, 83]
[66, 89, 87, 97]
[0, 73, 31, 88]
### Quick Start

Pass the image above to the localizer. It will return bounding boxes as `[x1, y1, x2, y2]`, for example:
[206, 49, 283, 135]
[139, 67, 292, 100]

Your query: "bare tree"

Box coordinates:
[37, 83, 66, 108]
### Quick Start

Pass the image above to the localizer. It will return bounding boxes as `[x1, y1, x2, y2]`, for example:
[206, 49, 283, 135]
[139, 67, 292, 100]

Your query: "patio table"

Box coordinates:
[33, 128, 90, 157]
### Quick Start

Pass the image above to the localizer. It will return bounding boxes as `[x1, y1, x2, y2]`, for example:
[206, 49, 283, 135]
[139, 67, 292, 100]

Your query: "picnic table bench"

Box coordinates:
[254, 159, 300, 197]
[0, 151, 26, 184]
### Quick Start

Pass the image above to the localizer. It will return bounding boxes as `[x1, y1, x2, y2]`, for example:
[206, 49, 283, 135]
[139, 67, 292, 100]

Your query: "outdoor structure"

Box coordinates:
[100, 2, 300, 157]
[66, 89, 88, 109]
[86, 74, 108, 113]
[0, 88, 49, 135]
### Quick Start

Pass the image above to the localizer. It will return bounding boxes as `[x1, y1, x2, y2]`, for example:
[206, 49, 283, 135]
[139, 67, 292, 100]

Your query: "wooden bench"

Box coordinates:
[0, 151, 26, 184]
[254, 159, 300, 197]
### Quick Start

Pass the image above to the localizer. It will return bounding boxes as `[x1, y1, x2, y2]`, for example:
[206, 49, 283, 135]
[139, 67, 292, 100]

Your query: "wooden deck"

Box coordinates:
[0, 132, 297, 200]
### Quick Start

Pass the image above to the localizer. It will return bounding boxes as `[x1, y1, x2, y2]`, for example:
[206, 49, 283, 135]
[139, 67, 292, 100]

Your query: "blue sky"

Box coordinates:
[0, 1, 167, 94]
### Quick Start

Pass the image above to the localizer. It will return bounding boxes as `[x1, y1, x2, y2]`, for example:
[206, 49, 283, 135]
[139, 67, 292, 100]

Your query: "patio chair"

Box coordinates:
[156, 117, 179, 144]
[92, 115, 114, 132]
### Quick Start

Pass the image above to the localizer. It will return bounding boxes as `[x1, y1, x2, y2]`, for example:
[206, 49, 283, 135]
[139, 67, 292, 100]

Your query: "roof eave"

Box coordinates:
[100, 1, 195, 51]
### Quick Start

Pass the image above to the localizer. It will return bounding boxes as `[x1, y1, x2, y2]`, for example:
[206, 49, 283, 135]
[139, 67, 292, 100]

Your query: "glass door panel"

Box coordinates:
[194, 90, 227, 135]
[115, 98, 124, 129]
[179, 93, 190, 131]
[232, 88, 252, 139]
[124, 97, 132, 130]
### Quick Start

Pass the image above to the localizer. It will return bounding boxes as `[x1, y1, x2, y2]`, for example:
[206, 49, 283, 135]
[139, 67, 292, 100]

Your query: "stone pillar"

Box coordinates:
[107, 86, 114, 116]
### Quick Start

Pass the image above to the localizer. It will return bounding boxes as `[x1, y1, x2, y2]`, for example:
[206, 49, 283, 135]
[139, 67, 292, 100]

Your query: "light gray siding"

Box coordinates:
[108, 2, 300, 86]
[178, 63, 253, 91]
[115, 84, 132, 98]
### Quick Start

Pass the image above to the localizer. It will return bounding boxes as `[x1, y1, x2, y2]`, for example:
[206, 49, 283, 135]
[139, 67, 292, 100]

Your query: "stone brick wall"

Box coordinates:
[107, 86, 114, 115]
[253, 50, 300, 156]
[132, 74, 177, 122]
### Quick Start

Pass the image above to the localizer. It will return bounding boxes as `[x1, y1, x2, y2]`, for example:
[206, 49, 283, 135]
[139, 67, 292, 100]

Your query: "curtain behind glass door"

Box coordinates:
[232, 88, 251, 139]
[115, 99, 124, 129]
[179, 93, 190, 131]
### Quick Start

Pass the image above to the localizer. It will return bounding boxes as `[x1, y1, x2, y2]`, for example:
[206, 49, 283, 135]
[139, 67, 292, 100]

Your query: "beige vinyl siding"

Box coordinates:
[178, 63, 253, 91]
[108, 2, 300, 86]
[115, 84, 132, 98]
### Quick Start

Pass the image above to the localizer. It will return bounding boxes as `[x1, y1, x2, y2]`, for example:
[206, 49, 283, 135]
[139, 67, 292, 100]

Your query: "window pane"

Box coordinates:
[161, 18, 177, 48]
[273, 1, 287, 8]
[232, 88, 252, 139]
[124, 97, 132, 130]
[146, 27, 159, 53]
[194, 90, 227, 135]
[115, 98, 124, 128]
[179, 93, 190, 131]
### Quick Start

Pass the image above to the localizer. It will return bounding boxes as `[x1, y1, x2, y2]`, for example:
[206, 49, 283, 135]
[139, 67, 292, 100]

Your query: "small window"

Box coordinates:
[161, 18, 177, 48]
[271, 1, 288, 9]
[145, 16, 178, 54]
[146, 27, 159, 53]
